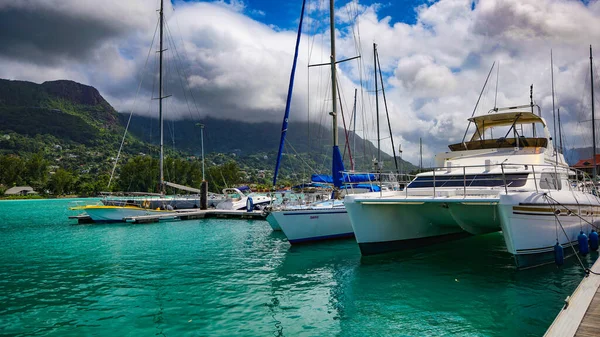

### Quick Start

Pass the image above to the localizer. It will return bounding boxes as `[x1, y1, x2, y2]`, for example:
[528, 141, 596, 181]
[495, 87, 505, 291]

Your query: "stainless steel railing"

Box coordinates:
[343, 163, 598, 199]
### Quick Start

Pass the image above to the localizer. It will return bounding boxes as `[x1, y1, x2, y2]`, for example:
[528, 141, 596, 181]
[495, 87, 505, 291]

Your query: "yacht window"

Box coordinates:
[539, 172, 562, 190]
[407, 173, 529, 188]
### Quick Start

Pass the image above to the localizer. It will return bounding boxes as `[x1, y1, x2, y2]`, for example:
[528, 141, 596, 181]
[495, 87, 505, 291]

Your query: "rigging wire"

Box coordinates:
[108, 18, 160, 188]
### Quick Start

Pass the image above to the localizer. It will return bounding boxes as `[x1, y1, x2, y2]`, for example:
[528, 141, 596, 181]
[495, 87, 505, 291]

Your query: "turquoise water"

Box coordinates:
[0, 199, 596, 336]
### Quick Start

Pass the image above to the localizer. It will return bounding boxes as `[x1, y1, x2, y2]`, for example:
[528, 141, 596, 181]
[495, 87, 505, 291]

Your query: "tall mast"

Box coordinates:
[352, 88, 357, 170]
[376, 46, 399, 174]
[591, 45, 597, 180]
[373, 43, 380, 166]
[329, 0, 346, 190]
[551, 50, 557, 149]
[158, 0, 165, 193]
[272, 0, 306, 188]
[330, 0, 338, 150]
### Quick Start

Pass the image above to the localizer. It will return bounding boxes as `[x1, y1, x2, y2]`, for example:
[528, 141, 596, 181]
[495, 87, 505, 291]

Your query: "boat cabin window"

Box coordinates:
[407, 173, 529, 189]
[539, 172, 562, 190]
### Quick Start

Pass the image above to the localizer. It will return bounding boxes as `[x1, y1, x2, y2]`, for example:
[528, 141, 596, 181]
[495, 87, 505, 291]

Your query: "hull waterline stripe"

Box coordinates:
[288, 232, 354, 243]
[282, 211, 347, 216]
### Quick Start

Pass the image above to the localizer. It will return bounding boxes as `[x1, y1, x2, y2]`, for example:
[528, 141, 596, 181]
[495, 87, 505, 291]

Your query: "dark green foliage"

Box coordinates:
[0, 107, 99, 145]
[206, 161, 243, 193]
[117, 156, 159, 193]
[47, 168, 74, 195]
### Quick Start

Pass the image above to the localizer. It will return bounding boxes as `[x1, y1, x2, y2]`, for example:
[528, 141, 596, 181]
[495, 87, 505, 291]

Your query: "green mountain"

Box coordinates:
[120, 114, 417, 174]
[0, 78, 416, 184]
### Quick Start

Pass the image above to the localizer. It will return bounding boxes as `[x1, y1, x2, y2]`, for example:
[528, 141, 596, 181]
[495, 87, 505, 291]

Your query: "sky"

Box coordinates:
[1, 0, 600, 166]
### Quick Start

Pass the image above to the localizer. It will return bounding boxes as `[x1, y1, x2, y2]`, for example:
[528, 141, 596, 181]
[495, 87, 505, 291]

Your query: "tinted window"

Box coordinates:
[539, 172, 562, 190]
[407, 173, 529, 189]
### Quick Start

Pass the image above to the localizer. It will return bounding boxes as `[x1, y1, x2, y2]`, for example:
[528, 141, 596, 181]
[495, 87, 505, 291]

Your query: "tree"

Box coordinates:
[25, 152, 49, 191]
[47, 168, 74, 195]
[207, 161, 242, 193]
[0, 155, 24, 186]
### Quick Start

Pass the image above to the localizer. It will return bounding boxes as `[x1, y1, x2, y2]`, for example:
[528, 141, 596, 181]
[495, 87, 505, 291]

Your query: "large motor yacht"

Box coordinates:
[345, 105, 600, 268]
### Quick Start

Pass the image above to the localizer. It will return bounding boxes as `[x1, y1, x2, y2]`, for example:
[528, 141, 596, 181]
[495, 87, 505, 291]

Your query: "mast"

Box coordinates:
[158, 0, 165, 193]
[330, 0, 338, 149]
[352, 88, 357, 171]
[329, 0, 345, 189]
[591, 45, 597, 180]
[373, 43, 381, 167]
[272, 0, 306, 188]
[551, 50, 557, 149]
[376, 46, 399, 174]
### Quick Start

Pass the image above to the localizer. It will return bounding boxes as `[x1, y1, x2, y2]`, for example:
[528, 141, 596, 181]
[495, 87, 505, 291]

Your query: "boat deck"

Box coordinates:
[70, 209, 266, 224]
[544, 257, 600, 337]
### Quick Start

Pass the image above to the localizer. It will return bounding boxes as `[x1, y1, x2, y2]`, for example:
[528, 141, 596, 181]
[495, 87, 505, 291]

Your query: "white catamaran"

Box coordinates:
[345, 103, 600, 268]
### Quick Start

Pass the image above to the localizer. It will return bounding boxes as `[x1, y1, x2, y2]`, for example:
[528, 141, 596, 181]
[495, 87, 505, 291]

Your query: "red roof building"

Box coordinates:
[573, 154, 600, 177]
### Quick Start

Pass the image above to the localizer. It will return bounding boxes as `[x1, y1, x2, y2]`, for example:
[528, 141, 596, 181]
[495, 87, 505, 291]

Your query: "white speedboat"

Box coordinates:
[216, 188, 271, 211]
[345, 106, 600, 268]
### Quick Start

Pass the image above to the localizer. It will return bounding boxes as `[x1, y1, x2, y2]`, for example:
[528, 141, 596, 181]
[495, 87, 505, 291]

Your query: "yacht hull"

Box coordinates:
[273, 208, 353, 243]
[345, 193, 468, 255]
[498, 191, 600, 268]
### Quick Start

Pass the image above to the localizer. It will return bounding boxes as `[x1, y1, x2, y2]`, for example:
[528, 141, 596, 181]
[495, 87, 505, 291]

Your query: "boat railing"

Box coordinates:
[339, 171, 417, 195]
[343, 163, 597, 198]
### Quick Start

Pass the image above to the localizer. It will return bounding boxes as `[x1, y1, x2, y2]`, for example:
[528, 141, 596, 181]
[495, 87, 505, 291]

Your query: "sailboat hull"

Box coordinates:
[273, 208, 353, 243]
[72, 206, 176, 223]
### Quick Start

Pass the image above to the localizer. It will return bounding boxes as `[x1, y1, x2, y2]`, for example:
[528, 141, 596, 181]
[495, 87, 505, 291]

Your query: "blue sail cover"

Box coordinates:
[332, 145, 345, 188]
[311, 173, 376, 184]
[272, 0, 306, 187]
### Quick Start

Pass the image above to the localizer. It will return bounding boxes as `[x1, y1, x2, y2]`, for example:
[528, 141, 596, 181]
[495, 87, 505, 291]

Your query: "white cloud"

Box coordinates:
[1, 0, 600, 166]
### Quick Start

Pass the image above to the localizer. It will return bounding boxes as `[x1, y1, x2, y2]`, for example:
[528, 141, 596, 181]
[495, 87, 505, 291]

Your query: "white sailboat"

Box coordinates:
[266, 0, 356, 243]
[268, 0, 388, 243]
[346, 101, 600, 268]
[71, 0, 185, 223]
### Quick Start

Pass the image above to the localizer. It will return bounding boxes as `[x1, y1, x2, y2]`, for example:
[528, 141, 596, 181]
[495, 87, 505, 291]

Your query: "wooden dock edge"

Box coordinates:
[544, 258, 600, 337]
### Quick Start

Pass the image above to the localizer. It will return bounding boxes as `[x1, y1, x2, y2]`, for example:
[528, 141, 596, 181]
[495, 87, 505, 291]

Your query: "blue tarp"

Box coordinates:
[311, 173, 377, 184]
[236, 185, 250, 191]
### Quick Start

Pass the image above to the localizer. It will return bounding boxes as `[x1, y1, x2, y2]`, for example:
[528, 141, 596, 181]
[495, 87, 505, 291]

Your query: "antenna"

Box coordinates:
[493, 61, 500, 111]
[530, 84, 536, 137]
[557, 108, 563, 153]
[419, 138, 423, 173]
[461, 62, 496, 148]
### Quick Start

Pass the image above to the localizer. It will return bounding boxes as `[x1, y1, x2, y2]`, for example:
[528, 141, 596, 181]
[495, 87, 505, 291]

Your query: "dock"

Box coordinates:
[70, 209, 266, 224]
[544, 258, 600, 337]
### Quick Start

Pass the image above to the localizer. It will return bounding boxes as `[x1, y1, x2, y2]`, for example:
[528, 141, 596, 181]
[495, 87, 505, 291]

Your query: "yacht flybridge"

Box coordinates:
[345, 105, 600, 268]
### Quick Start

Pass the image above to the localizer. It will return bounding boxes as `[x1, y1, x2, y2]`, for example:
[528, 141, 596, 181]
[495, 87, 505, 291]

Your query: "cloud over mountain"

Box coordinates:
[0, 0, 599, 165]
